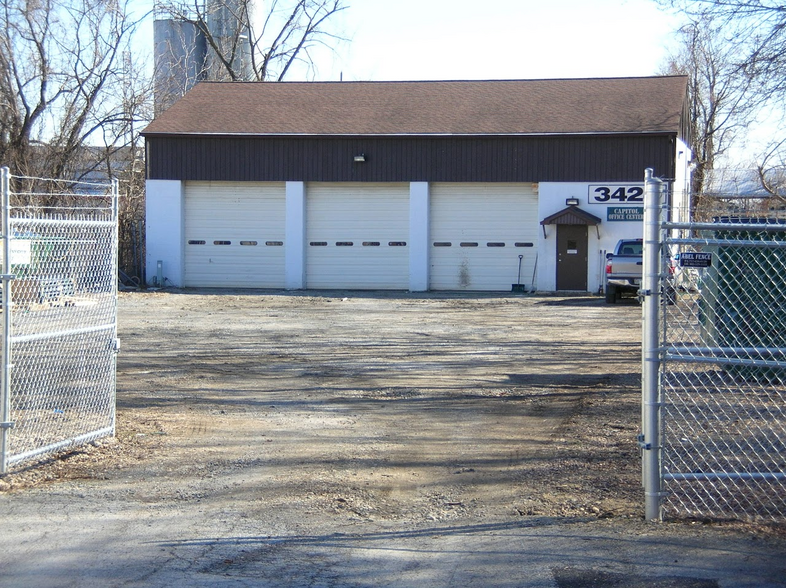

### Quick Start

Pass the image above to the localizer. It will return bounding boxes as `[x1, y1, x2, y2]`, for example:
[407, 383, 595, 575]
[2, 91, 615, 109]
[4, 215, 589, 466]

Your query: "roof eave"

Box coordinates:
[141, 130, 679, 138]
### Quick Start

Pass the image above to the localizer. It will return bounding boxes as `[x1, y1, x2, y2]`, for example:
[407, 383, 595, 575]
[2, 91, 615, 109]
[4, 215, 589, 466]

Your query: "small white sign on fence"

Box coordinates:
[10, 240, 31, 265]
[0, 239, 32, 266]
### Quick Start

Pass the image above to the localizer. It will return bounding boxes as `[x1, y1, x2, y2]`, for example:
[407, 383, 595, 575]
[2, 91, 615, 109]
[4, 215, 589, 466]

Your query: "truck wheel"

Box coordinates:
[605, 285, 617, 304]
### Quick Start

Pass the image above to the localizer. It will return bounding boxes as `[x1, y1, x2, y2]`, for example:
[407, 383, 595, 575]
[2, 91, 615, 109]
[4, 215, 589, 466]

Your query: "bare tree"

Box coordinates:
[0, 0, 153, 280]
[756, 138, 786, 203]
[157, 0, 348, 83]
[657, 0, 786, 100]
[657, 0, 786, 205]
[0, 0, 151, 180]
[661, 14, 763, 201]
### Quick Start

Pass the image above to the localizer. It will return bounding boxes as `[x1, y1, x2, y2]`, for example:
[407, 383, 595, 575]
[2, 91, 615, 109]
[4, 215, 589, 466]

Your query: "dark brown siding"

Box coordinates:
[145, 134, 677, 183]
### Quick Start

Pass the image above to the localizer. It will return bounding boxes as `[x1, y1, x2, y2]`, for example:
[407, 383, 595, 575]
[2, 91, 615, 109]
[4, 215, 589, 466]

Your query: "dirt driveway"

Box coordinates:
[0, 291, 784, 587]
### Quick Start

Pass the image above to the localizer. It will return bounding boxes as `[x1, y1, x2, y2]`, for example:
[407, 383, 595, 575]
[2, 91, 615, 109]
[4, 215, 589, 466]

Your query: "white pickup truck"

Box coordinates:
[604, 239, 643, 303]
[604, 238, 676, 304]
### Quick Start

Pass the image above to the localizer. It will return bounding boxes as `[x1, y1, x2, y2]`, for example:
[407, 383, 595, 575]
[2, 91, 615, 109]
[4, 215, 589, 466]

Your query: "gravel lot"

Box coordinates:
[0, 290, 784, 587]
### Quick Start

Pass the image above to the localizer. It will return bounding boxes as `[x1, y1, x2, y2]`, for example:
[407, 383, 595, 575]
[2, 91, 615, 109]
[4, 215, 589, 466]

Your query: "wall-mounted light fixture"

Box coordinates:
[566, 197, 579, 206]
[353, 154, 366, 163]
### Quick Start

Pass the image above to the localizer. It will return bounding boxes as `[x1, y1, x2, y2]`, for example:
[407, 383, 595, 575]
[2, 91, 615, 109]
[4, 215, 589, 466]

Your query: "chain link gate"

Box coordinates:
[0, 167, 119, 472]
[641, 169, 786, 522]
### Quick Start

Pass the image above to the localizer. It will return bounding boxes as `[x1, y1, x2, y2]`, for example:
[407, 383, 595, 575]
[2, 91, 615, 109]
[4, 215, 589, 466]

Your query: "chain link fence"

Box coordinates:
[1, 167, 119, 472]
[641, 171, 786, 522]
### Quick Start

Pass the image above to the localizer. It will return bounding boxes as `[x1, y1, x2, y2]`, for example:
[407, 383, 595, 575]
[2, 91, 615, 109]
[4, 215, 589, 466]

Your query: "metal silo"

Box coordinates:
[153, 18, 207, 115]
[205, 0, 253, 81]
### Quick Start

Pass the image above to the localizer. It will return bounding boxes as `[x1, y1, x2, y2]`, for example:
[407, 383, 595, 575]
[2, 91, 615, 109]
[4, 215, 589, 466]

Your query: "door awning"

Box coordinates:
[540, 206, 602, 238]
[540, 206, 602, 226]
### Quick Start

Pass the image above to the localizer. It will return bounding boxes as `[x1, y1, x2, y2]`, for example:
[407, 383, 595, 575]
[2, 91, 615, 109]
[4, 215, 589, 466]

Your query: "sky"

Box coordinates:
[136, 0, 681, 82]
[318, 0, 680, 81]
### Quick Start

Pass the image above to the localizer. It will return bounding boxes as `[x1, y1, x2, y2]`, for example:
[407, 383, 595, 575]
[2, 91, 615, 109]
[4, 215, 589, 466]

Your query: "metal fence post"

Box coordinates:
[1, 167, 13, 473]
[110, 178, 120, 436]
[641, 168, 663, 521]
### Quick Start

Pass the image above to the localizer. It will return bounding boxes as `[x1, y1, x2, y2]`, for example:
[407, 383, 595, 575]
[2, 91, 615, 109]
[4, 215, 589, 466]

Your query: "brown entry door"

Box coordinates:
[556, 225, 588, 291]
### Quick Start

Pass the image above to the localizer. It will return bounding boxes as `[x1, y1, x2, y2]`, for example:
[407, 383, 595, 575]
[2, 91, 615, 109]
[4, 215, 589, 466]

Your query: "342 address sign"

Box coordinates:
[588, 185, 644, 204]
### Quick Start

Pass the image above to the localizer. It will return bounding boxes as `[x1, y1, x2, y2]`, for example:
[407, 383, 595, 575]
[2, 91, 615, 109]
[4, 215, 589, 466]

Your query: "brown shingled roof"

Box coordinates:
[142, 76, 688, 137]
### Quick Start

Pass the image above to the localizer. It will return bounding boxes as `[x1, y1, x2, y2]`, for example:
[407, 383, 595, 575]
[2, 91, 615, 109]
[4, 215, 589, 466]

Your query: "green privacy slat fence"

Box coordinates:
[641, 173, 786, 522]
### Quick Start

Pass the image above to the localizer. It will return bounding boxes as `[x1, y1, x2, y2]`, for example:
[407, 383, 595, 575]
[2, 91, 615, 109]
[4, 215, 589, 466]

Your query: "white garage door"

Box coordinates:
[184, 181, 286, 287]
[306, 183, 409, 289]
[430, 183, 539, 291]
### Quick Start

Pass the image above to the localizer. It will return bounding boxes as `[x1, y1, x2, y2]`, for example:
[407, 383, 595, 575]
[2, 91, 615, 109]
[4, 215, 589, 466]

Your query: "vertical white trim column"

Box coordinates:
[145, 179, 184, 287]
[409, 182, 430, 291]
[285, 181, 306, 289]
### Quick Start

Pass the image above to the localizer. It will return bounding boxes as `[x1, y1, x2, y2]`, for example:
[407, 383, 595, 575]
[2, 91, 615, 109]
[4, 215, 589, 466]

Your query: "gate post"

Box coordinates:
[110, 178, 120, 436]
[1, 167, 13, 473]
[641, 168, 663, 521]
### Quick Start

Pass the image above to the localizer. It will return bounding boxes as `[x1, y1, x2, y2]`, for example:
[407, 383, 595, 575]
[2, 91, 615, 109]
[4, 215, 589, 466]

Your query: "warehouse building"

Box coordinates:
[142, 76, 691, 292]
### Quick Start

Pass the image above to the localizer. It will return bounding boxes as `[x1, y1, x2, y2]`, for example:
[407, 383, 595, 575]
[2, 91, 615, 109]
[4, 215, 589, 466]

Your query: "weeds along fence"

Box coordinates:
[0, 167, 119, 472]
[641, 170, 786, 522]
